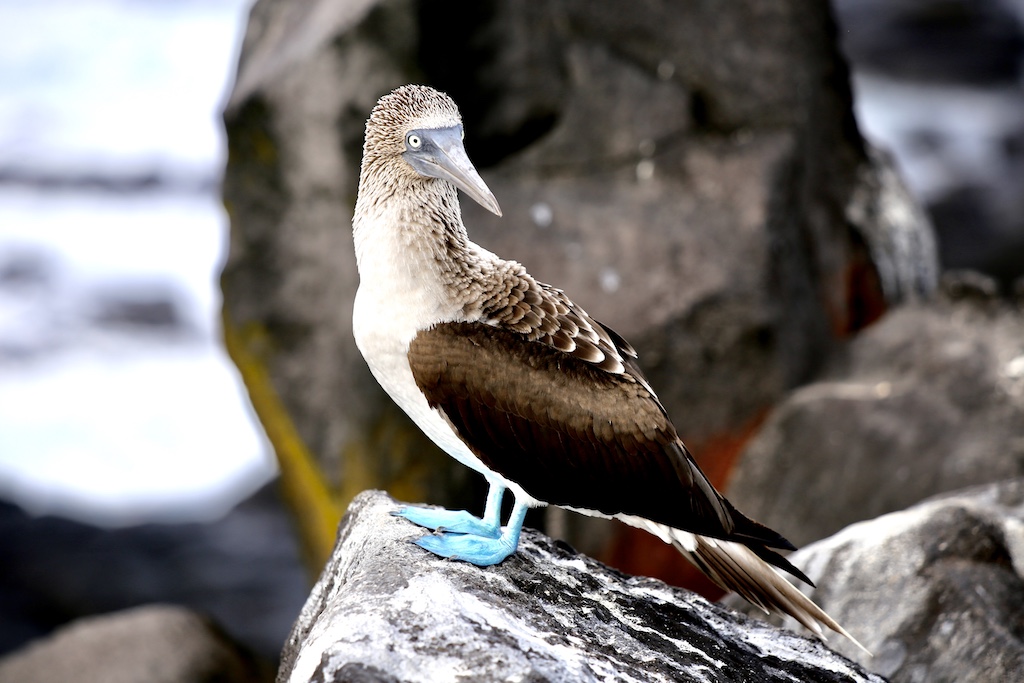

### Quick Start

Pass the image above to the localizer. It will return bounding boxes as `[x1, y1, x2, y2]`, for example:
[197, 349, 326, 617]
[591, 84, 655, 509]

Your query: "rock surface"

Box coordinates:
[221, 0, 936, 576]
[0, 604, 272, 683]
[727, 281, 1024, 547]
[277, 490, 883, 683]
[728, 479, 1024, 683]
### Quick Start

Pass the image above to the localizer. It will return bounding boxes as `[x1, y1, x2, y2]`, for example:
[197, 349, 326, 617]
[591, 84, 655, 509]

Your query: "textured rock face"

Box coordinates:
[0, 605, 272, 683]
[727, 283, 1024, 547]
[728, 479, 1024, 683]
[221, 0, 936, 574]
[277, 490, 884, 683]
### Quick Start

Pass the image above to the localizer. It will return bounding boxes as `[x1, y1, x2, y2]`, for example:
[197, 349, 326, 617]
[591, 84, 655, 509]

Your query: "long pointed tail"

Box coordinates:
[675, 531, 870, 655]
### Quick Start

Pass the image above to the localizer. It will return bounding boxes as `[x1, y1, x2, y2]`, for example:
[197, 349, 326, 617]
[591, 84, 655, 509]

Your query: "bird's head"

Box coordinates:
[363, 84, 501, 216]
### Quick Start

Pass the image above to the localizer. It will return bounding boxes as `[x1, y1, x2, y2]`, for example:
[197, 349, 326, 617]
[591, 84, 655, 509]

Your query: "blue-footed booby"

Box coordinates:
[352, 84, 865, 649]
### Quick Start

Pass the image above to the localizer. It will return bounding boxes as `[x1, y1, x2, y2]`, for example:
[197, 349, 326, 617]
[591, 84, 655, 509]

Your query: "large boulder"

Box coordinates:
[728, 478, 1024, 683]
[0, 605, 272, 683]
[276, 490, 884, 683]
[727, 277, 1024, 546]
[221, 0, 936, 576]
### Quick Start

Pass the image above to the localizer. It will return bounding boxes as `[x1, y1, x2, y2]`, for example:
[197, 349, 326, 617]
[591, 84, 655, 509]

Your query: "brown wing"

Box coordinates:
[408, 320, 792, 547]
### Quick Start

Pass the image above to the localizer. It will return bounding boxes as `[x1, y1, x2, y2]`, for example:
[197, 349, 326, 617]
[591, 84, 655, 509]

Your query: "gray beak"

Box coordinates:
[403, 126, 502, 217]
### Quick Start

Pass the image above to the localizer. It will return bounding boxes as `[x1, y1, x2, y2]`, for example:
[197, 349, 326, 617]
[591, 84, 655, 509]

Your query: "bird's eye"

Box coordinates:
[407, 133, 422, 149]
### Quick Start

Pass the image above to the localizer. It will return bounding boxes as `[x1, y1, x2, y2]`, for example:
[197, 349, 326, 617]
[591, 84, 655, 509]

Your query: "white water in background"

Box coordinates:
[0, 0, 273, 525]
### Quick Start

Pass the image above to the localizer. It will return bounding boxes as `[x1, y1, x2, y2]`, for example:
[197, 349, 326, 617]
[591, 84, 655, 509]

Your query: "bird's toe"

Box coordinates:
[413, 531, 516, 566]
[394, 505, 501, 537]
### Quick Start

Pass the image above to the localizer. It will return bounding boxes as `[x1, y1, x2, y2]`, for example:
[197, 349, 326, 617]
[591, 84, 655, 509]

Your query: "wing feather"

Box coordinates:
[409, 321, 746, 542]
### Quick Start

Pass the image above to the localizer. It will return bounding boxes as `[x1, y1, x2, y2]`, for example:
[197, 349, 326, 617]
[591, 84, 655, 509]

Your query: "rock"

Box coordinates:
[726, 292, 1024, 547]
[0, 604, 272, 683]
[0, 483, 308, 662]
[833, 0, 1024, 289]
[221, 0, 936, 577]
[834, 0, 1024, 84]
[728, 479, 1024, 682]
[276, 490, 884, 683]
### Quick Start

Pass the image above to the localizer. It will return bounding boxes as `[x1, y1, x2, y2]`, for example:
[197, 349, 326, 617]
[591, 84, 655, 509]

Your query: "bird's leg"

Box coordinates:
[413, 497, 529, 566]
[392, 482, 505, 538]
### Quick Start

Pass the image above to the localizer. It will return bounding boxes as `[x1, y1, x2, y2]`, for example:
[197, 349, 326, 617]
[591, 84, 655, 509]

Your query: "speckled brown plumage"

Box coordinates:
[471, 268, 634, 374]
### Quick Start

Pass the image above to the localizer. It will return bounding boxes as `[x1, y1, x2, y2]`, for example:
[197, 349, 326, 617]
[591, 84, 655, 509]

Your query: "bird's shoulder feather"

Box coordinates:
[472, 270, 639, 377]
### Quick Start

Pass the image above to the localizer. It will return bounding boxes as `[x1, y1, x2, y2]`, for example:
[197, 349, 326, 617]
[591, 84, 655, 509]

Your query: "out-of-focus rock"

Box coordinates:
[0, 604, 272, 683]
[727, 285, 1024, 547]
[834, 0, 1024, 288]
[729, 479, 1024, 683]
[220, 0, 936, 579]
[0, 483, 307, 662]
[276, 490, 883, 683]
[834, 0, 1024, 84]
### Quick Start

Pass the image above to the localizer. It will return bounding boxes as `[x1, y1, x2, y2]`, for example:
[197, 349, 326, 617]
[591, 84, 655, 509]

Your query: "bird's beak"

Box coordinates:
[404, 126, 502, 216]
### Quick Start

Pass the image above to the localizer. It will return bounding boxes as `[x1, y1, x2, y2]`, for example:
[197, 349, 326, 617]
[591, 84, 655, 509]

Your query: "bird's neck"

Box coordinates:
[353, 165, 500, 315]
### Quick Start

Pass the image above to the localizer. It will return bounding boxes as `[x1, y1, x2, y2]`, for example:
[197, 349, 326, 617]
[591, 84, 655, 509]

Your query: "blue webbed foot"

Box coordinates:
[413, 530, 519, 566]
[405, 499, 530, 567]
[392, 506, 500, 538]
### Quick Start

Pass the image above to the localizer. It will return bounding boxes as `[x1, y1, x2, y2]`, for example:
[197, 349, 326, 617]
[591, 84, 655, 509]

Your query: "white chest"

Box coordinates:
[351, 212, 485, 475]
[351, 209, 459, 377]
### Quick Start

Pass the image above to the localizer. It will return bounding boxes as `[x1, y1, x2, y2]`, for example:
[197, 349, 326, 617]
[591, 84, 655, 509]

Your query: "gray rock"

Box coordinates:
[726, 292, 1024, 547]
[729, 479, 1024, 683]
[0, 604, 272, 683]
[277, 490, 884, 683]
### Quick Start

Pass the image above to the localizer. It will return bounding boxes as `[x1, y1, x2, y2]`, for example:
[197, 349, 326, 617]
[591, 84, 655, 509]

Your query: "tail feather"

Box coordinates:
[720, 496, 798, 552]
[676, 532, 871, 656]
[747, 544, 814, 587]
[609, 513, 869, 654]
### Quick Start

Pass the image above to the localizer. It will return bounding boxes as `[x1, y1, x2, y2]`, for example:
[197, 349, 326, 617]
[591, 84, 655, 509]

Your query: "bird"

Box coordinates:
[351, 83, 865, 650]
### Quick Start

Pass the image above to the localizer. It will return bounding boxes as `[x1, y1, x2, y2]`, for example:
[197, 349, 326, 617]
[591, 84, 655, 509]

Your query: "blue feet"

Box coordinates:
[413, 528, 520, 566]
[394, 485, 530, 567]
[392, 481, 507, 537]
[392, 506, 500, 537]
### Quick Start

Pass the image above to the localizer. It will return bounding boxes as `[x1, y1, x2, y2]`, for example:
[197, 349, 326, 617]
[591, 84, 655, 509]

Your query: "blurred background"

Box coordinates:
[1, 0, 1023, 668]
[0, 0, 306, 663]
